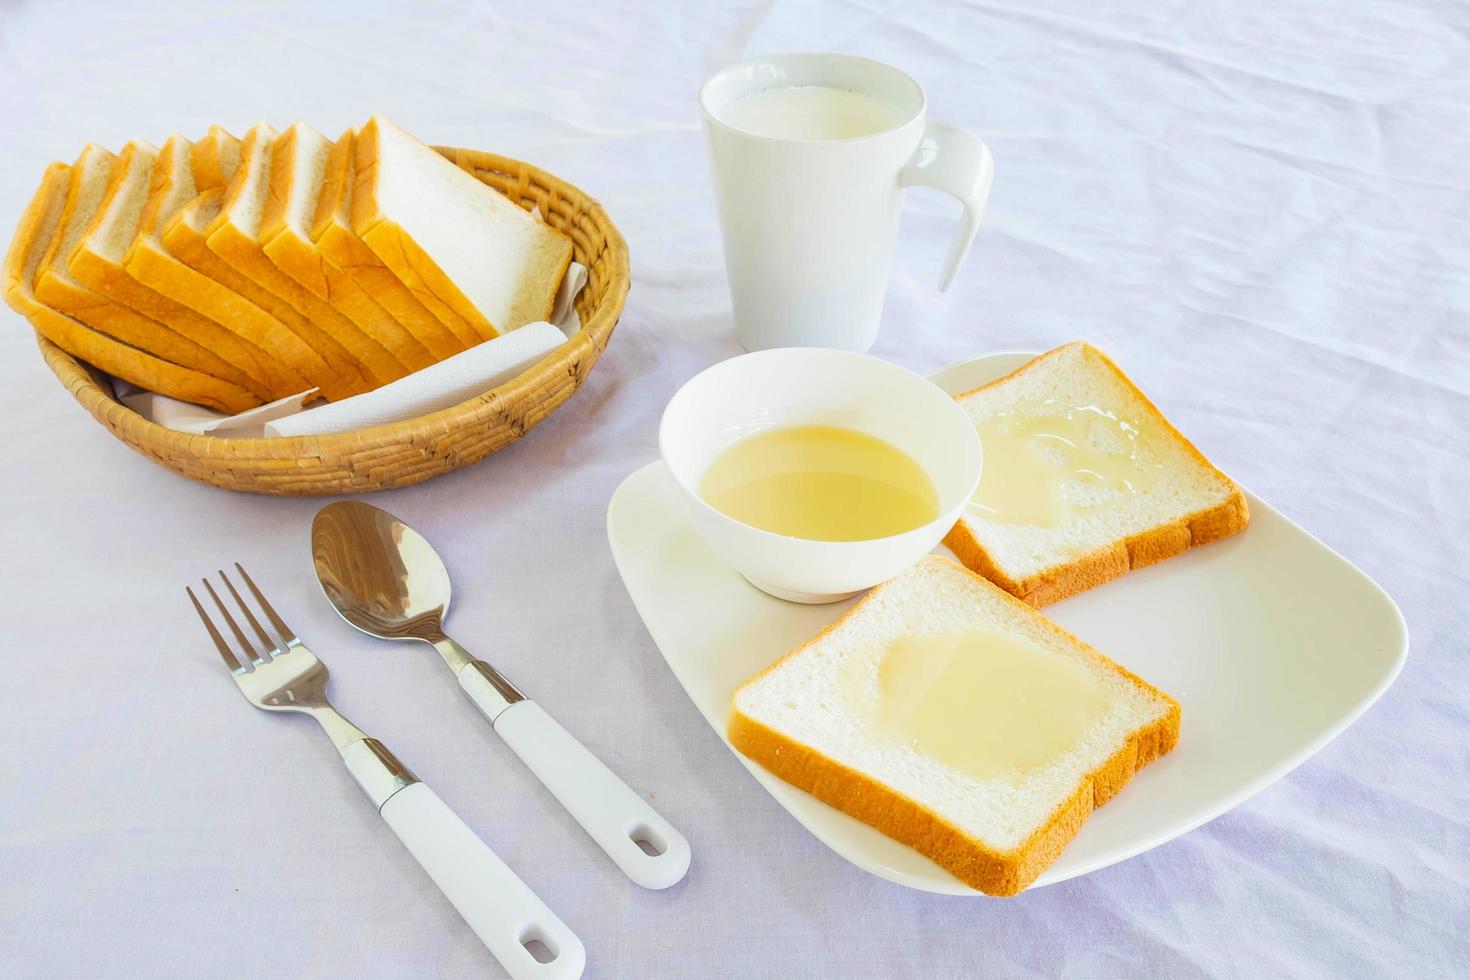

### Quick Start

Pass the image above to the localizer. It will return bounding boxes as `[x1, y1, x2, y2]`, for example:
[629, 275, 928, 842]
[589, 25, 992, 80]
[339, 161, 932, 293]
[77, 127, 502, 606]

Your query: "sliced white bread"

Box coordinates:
[202, 124, 396, 391]
[122, 133, 315, 400]
[352, 115, 572, 342]
[311, 127, 468, 360]
[190, 124, 240, 193]
[6, 163, 258, 413]
[261, 123, 433, 375]
[64, 139, 275, 401]
[31, 145, 264, 403]
[944, 343, 1249, 606]
[730, 555, 1180, 897]
[160, 125, 370, 400]
[162, 188, 357, 402]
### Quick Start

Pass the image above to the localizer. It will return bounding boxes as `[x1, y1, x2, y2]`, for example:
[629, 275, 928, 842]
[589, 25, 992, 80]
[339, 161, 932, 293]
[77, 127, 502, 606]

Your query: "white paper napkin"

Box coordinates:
[265, 321, 568, 437]
[117, 262, 587, 438]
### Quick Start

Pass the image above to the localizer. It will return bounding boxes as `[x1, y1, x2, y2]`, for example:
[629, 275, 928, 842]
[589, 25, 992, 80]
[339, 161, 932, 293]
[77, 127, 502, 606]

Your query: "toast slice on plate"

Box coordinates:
[6, 163, 258, 413]
[312, 127, 468, 360]
[352, 115, 572, 342]
[261, 123, 434, 375]
[944, 342, 1248, 606]
[122, 133, 313, 400]
[30, 145, 264, 404]
[202, 123, 392, 393]
[729, 555, 1180, 897]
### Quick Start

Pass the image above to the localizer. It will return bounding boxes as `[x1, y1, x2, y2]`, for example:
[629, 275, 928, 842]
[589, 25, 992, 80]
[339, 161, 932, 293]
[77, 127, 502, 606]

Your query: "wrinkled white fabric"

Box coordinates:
[0, 1, 1465, 978]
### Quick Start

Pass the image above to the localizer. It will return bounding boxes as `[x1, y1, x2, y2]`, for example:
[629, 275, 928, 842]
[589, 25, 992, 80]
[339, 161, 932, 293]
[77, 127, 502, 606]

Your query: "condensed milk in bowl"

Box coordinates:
[658, 348, 982, 603]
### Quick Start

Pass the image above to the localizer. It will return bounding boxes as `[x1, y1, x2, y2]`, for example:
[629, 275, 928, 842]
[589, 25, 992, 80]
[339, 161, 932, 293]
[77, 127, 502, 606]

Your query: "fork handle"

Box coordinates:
[379, 782, 586, 980]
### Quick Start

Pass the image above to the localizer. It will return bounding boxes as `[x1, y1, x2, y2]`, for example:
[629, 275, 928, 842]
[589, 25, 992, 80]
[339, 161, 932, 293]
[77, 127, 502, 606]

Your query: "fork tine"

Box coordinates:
[187, 586, 244, 674]
[203, 578, 261, 664]
[235, 562, 296, 647]
[221, 568, 278, 657]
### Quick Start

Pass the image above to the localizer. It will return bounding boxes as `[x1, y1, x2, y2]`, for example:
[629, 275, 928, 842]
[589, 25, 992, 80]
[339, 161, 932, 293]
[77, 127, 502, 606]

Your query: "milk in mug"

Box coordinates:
[716, 85, 904, 141]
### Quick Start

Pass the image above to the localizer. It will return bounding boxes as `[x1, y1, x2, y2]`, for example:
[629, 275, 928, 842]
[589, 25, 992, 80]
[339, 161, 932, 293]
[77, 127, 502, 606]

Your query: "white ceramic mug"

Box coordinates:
[699, 53, 994, 353]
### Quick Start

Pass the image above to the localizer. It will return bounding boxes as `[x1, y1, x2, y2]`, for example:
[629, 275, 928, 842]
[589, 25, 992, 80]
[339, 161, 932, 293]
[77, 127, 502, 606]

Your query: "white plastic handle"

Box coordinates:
[380, 782, 586, 980]
[899, 119, 995, 291]
[486, 699, 692, 890]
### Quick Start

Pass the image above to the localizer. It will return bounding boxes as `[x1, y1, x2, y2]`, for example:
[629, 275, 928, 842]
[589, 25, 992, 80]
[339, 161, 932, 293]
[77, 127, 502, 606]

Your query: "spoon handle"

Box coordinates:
[461, 678, 691, 890]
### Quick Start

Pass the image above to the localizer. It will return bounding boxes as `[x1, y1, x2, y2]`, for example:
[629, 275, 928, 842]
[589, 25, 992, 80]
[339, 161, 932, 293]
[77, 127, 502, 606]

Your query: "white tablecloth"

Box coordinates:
[2, 1, 1465, 977]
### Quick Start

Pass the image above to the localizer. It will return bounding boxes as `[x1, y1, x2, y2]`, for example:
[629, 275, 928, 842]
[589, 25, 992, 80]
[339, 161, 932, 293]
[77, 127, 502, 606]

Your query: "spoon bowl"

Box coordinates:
[313, 501, 454, 642]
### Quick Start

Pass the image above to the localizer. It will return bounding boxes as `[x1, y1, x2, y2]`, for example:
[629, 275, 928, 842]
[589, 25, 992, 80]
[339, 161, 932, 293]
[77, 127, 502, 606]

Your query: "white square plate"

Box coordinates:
[607, 352, 1408, 894]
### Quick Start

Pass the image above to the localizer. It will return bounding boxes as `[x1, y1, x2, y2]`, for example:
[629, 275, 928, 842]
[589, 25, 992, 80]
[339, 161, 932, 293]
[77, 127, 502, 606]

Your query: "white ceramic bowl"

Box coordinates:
[658, 348, 983, 603]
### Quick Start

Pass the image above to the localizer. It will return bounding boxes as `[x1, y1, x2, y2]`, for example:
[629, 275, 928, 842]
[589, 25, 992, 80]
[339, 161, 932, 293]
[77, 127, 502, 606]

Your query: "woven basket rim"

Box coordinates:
[38, 146, 630, 459]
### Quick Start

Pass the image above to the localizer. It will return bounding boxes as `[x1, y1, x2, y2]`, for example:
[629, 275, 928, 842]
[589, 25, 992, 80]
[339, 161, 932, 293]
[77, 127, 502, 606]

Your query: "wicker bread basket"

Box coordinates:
[35, 146, 628, 495]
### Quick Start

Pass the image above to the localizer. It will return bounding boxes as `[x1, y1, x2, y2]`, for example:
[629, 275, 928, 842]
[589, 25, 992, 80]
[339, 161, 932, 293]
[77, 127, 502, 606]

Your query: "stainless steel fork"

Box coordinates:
[189, 564, 585, 980]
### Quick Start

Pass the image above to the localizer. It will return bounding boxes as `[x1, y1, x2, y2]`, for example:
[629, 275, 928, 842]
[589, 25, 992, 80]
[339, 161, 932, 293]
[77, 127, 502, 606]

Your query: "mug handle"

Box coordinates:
[899, 120, 995, 291]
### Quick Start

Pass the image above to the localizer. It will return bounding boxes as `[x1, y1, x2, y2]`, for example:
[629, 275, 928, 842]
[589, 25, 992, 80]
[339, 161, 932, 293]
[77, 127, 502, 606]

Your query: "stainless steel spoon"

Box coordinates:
[311, 500, 690, 890]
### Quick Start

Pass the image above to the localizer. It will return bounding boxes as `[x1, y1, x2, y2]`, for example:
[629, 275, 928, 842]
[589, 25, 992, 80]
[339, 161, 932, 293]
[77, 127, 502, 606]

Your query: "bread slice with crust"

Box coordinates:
[162, 187, 360, 402]
[31, 145, 264, 404]
[6, 163, 258, 413]
[160, 127, 370, 401]
[205, 123, 402, 388]
[943, 343, 1249, 607]
[729, 555, 1180, 897]
[190, 124, 240, 193]
[261, 123, 433, 375]
[311, 127, 468, 360]
[122, 133, 315, 400]
[195, 123, 394, 395]
[64, 139, 276, 401]
[352, 115, 572, 342]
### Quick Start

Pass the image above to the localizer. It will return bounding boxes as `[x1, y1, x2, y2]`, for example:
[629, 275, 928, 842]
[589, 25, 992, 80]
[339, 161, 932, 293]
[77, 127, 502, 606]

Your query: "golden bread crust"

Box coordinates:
[5, 164, 258, 413]
[727, 556, 1181, 897]
[123, 242, 310, 399]
[66, 243, 274, 401]
[206, 217, 389, 391]
[33, 148, 267, 403]
[315, 129, 468, 361]
[166, 181, 371, 401]
[351, 117, 497, 346]
[189, 124, 240, 193]
[261, 128, 432, 375]
[207, 125, 397, 391]
[161, 192, 361, 402]
[33, 257, 251, 403]
[318, 218, 469, 360]
[65, 142, 275, 400]
[946, 342, 1249, 606]
[123, 135, 309, 399]
[264, 227, 433, 374]
[307, 129, 351, 243]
